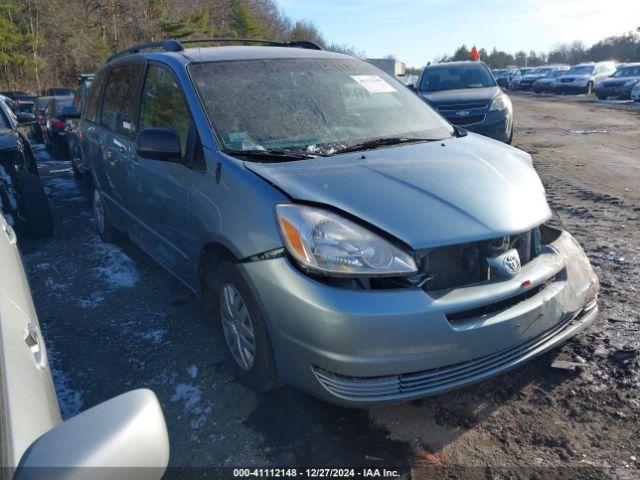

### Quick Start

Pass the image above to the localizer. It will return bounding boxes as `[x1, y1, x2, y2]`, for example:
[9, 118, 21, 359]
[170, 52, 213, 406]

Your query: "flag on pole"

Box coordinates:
[470, 46, 480, 61]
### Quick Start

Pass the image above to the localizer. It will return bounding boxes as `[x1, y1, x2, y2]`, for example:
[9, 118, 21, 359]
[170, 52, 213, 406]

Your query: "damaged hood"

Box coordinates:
[245, 134, 551, 250]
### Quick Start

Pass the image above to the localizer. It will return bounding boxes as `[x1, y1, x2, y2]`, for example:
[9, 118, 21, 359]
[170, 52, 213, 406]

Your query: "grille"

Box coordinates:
[312, 305, 594, 402]
[560, 77, 574, 83]
[437, 103, 488, 111]
[448, 114, 485, 126]
[419, 230, 534, 292]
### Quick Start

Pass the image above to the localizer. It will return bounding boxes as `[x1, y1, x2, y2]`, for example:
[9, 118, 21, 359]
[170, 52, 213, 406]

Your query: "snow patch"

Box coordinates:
[171, 383, 211, 429]
[51, 368, 84, 420]
[77, 292, 105, 309]
[137, 329, 166, 343]
[90, 236, 139, 289]
[187, 364, 198, 378]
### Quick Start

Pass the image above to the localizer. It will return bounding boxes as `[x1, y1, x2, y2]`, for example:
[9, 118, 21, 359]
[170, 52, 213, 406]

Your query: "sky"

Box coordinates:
[279, 0, 640, 67]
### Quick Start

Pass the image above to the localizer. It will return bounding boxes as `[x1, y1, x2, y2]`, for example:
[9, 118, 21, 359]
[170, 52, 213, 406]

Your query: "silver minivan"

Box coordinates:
[83, 39, 599, 407]
[0, 213, 169, 478]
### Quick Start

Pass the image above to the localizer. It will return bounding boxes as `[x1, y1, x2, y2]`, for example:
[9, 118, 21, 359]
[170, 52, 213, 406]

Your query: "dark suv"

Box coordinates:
[415, 61, 513, 143]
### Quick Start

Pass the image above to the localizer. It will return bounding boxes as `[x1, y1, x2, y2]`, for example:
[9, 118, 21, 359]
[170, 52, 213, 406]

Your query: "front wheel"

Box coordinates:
[92, 188, 122, 243]
[14, 170, 53, 238]
[586, 82, 594, 95]
[214, 262, 280, 392]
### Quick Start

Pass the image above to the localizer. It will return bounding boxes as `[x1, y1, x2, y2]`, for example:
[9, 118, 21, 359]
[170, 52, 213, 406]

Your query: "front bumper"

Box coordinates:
[554, 84, 590, 94]
[462, 109, 512, 143]
[595, 85, 635, 99]
[242, 230, 599, 407]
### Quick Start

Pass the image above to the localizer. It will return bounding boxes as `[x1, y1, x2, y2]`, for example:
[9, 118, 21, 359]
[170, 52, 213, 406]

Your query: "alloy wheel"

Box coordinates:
[93, 189, 105, 234]
[220, 283, 256, 371]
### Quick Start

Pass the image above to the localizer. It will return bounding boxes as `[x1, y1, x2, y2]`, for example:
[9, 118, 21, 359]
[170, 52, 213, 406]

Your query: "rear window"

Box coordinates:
[100, 63, 143, 136]
[420, 65, 496, 92]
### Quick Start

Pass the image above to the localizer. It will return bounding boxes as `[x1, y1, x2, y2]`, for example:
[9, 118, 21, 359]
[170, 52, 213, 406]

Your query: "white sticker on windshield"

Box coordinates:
[351, 75, 397, 94]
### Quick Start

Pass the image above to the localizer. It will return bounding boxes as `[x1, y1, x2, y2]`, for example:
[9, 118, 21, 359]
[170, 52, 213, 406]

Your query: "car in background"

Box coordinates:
[41, 96, 75, 158]
[532, 68, 569, 93]
[632, 82, 640, 102]
[68, 74, 94, 177]
[508, 67, 534, 90]
[43, 87, 76, 96]
[554, 62, 617, 95]
[0, 91, 38, 112]
[0, 98, 53, 238]
[417, 61, 513, 143]
[518, 65, 568, 91]
[0, 212, 169, 477]
[594, 63, 640, 100]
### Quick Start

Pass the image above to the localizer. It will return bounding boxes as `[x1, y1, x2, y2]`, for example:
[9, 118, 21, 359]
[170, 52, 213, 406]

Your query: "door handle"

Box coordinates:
[2, 222, 17, 245]
[24, 323, 44, 368]
[113, 138, 126, 153]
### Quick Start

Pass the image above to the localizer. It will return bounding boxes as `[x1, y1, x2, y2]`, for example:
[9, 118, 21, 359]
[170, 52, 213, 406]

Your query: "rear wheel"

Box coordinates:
[14, 170, 53, 238]
[213, 262, 280, 392]
[92, 188, 121, 243]
[596, 93, 607, 100]
[71, 147, 83, 179]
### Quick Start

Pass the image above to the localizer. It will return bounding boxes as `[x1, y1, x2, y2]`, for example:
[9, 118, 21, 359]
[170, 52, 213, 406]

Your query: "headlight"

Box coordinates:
[633, 83, 640, 92]
[624, 79, 638, 86]
[489, 94, 511, 111]
[275, 204, 418, 276]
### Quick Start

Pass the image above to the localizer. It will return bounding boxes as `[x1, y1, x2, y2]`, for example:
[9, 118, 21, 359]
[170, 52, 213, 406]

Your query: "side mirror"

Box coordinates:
[136, 128, 182, 162]
[60, 106, 80, 119]
[15, 389, 169, 480]
[407, 83, 416, 92]
[16, 112, 36, 125]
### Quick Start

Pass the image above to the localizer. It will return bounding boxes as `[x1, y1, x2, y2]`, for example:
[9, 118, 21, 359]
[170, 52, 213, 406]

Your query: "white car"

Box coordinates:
[632, 82, 640, 102]
[554, 62, 617, 95]
[0, 213, 170, 478]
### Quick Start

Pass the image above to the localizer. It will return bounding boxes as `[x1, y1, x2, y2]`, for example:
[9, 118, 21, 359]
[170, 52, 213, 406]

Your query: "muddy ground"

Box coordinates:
[21, 93, 639, 479]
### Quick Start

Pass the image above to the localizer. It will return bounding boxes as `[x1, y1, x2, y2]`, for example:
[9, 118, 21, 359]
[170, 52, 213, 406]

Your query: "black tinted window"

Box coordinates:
[420, 65, 496, 92]
[85, 69, 107, 122]
[139, 65, 191, 157]
[101, 63, 143, 136]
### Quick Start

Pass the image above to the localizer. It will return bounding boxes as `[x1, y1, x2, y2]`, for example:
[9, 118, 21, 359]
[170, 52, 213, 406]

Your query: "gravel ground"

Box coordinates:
[21, 93, 639, 479]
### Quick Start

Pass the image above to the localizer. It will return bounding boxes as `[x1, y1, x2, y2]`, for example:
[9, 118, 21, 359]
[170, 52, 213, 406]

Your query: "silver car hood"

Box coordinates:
[245, 134, 551, 250]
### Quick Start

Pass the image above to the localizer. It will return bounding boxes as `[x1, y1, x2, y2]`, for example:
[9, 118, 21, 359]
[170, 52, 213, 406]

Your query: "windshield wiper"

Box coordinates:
[225, 148, 318, 162]
[333, 137, 439, 155]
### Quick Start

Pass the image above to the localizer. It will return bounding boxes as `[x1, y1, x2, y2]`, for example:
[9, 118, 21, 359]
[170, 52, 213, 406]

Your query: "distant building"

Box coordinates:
[366, 58, 407, 77]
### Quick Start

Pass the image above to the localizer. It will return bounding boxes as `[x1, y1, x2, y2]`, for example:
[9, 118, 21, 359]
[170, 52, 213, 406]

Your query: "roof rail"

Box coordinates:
[179, 38, 323, 51]
[107, 39, 184, 62]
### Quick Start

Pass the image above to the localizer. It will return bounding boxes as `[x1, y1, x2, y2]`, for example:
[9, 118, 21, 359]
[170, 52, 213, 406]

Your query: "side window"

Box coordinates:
[85, 70, 107, 123]
[139, 65, 191, 157]
[100, 63, 143, 136]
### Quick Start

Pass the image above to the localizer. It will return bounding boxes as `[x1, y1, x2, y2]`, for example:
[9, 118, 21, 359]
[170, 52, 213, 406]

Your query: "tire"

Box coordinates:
[71, 147, 83, 179]
[213, 261, 280, 392]
[92, 188, 122, 243]
[596, 93, 606, 100]
[14, 170, 53, 239]
[507, 125, 514, 145]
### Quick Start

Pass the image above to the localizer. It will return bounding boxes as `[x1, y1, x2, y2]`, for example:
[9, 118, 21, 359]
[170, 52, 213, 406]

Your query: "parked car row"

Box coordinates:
[492, 61, 640, 100]
[0, 96, 53, 239]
